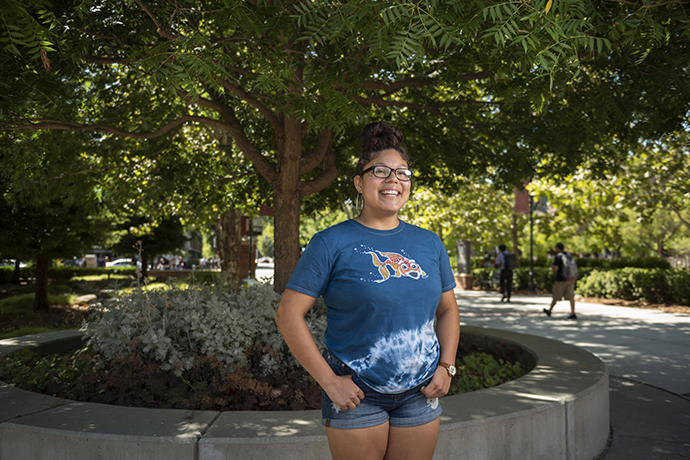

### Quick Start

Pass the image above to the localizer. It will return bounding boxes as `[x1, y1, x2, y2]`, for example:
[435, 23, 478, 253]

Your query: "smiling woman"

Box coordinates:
[275, 122, 460, 460]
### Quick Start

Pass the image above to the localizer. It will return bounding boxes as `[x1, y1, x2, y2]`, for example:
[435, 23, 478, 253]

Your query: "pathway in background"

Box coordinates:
[454, 289, 690, 459]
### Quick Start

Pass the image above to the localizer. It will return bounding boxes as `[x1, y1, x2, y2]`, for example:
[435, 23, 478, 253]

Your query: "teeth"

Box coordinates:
[381, 190, 399, 196]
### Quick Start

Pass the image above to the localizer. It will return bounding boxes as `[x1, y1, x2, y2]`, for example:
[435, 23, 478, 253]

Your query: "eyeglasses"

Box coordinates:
[361, 165, 414, 181]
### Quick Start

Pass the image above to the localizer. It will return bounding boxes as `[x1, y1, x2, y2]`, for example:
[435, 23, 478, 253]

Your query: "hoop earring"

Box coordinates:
[355, 192, 363, 211]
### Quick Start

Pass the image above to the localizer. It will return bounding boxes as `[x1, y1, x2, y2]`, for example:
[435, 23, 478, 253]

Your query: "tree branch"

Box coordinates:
[77, 28, 125, 47]
[133, 0, 179, 40]
[299, 136, 338, 197]
[351, 94, 481, 114]
[85, 56, 126, 65]
[299, 128, 332, 176]
[219, 107, 279, 184]
[670, 205, 690, 231]
[0, 114, 224, 138]
[216, 79, 282, 130]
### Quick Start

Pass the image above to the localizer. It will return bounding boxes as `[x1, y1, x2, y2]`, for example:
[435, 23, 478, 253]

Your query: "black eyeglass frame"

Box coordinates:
[361, 165, 414, 181]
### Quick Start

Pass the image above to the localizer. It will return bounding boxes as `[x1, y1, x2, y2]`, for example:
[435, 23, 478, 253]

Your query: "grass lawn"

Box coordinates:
[0, 274, 198, 340]
[0, 288, 85, 340]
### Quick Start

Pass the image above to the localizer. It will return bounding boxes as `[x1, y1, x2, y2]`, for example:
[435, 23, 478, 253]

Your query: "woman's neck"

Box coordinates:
[354, 211, 400, 230]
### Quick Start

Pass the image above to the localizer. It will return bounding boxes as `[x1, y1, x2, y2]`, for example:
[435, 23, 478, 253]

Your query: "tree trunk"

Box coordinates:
[273, 118, 303, 293]
[12, 259, 20, 285]
[33, 256, 50, 310]
[140, 254, 149, 279]
[218, 207, 242, 284]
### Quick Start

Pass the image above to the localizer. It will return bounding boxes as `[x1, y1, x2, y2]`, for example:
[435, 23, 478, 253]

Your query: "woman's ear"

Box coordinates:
[353, 175, 362, 193]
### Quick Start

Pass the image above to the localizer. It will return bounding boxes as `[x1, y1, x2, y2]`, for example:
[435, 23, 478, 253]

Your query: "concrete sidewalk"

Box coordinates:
[454, 289, 690, 460]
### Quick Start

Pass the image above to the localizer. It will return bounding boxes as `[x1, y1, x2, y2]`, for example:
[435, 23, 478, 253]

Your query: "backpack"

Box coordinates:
[561, 253, 578, 280]
[504, 252, 516, 270]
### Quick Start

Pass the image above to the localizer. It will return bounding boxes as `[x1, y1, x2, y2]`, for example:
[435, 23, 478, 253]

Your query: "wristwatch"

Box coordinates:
[439, 361, 456, 377]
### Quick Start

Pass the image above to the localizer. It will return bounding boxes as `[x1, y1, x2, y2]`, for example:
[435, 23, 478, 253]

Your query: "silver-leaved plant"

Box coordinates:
[80, 280, 327, 375]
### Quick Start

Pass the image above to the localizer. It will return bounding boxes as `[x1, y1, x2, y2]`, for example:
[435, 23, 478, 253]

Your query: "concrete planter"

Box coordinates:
[0, 327, 608, 460]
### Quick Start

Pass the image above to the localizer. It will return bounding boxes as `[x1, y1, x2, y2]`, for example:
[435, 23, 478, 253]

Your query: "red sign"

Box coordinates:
[514, 187, 530, 213]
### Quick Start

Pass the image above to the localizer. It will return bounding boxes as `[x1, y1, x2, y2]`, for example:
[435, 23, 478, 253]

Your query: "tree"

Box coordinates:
[3, 0, 690, 291]
[398, 182, 528, 263]
[619, 133, 690, 233]
[111, 215, 189, 278]
[0, 131, 112, 309]
[529, 133, 690, 258]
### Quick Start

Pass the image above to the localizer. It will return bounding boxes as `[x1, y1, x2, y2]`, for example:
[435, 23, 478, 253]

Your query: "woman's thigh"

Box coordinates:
[326, 422, 390, 460]
[385, 418, 440, 460]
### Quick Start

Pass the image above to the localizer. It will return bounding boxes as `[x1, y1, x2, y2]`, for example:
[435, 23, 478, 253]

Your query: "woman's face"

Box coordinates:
[354, 149, 411, 218]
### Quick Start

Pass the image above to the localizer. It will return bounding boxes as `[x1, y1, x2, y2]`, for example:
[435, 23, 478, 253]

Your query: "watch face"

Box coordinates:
[448, 365, 457, 376]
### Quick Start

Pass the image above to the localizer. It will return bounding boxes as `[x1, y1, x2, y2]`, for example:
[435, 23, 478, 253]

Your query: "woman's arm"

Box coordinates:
[275, 288, 365, 410]
[421, 289, 460, 398]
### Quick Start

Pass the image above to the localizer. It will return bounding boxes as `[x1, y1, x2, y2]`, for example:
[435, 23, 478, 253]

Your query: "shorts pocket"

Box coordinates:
[323, 349, 350, 377]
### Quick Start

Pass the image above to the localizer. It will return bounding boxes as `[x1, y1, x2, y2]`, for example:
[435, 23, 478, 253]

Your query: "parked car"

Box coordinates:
[106, 258, 141, 268]
[257, 257, 273, 264]
[0, 260, 27, 267]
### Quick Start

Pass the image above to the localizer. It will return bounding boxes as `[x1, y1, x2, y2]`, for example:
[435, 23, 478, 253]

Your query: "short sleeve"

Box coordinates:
[285, 234, 332, 298]
[496, 253, 505, 268]
[437, 237, 456, 292]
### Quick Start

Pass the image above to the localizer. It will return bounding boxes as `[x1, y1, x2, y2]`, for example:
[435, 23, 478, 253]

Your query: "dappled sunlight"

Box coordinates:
[453, 290, 690, 395]
[216, 416, 323, 438]
[505, 392, 563, 402]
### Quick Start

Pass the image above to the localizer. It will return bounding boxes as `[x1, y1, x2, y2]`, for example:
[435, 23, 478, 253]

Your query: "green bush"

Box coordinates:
[0, 266, 29, 284]
[449, 352, 529, 395]
[574, 257, 671, 270]
[577, 268, 690, 305]
[667, 268, 690, 305]
[81, 280, 327, 374]
[185, 271, 223, 284]
[0, 266, 136, 283]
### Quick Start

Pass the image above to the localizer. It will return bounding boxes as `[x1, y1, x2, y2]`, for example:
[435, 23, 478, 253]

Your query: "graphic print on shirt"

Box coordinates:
[363, 248, 428, 283]
[348, 319, 438, 392]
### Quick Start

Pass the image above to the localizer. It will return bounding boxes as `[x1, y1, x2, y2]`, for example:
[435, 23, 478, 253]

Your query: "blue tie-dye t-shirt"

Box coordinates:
[286, 219, 456, 394]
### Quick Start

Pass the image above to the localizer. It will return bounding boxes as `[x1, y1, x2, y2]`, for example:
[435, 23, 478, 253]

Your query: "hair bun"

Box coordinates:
[359, 122, 404, 155]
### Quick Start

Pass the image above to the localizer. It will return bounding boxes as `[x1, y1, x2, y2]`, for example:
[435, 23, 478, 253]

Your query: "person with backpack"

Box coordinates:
[493, 244, 515, 302]
[544, 242, 578, 319]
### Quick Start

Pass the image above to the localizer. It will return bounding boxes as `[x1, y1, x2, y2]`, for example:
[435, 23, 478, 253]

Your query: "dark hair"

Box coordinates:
[555, 242, 564, 250]
[499, 244, 506, 251]
[355, 122, 410, 176]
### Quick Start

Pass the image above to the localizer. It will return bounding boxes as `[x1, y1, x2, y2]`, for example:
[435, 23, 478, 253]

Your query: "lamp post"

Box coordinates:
[528, 195, 535, 292]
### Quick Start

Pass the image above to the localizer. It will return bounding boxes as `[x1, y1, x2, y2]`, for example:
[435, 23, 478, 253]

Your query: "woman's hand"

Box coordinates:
[323, 374, 366, 411]
[420, 366, 452, 399]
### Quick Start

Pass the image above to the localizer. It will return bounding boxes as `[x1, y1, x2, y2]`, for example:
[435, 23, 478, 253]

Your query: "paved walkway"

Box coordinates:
[454, 289, 690, 460]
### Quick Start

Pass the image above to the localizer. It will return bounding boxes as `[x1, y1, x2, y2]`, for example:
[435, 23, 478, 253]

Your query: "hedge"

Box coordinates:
[577, 268, 690, 305]
[0, 266, 136, 284]
[471, 256, 670, 271]
[471, 266, 690, 306]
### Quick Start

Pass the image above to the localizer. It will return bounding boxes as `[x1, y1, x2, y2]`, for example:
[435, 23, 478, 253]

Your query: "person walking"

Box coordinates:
[275, 121, 460, 460]
[493, 244, 514, 302]
[544, 242, 578, 319]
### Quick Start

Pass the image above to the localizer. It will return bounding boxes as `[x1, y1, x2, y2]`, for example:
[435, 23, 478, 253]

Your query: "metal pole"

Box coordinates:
[528, 195, 535, 292]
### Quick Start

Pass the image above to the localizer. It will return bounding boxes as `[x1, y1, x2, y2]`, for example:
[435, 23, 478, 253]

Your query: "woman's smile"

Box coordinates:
[354, 148, 411, 228]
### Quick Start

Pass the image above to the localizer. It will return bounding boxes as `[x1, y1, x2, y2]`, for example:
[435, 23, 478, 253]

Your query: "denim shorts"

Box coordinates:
[321, 349, 443, 429]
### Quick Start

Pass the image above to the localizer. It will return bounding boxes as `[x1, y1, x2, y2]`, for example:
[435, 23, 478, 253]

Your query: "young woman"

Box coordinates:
[275, 122, 460, 460]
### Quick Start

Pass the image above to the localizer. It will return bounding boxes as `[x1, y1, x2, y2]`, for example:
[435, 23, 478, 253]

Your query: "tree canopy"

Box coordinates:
[0, 129, 113, 308]
[2, 0, 690, 290]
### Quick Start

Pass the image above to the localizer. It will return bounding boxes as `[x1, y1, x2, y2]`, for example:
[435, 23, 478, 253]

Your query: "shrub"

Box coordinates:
[81, 280, 327, 375]
[449, 352, 529, 394]
[577, 268, 690, 305]
[667, 268, 690, 305]
[575, 257, 671, 270]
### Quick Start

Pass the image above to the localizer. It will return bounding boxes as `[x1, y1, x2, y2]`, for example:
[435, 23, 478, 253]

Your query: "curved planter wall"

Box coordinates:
[0, 327, 608, 460]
